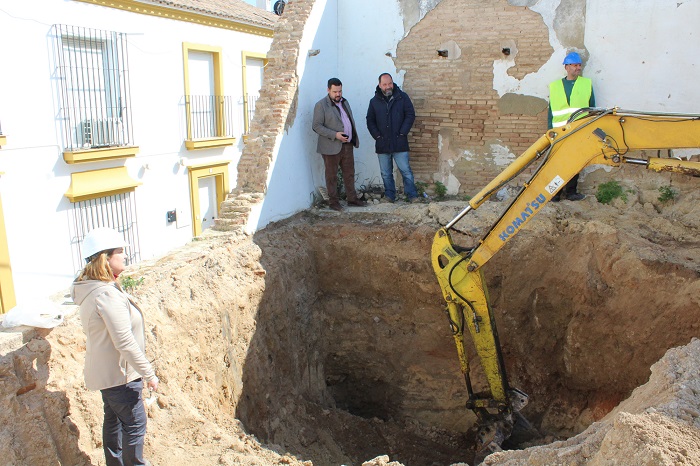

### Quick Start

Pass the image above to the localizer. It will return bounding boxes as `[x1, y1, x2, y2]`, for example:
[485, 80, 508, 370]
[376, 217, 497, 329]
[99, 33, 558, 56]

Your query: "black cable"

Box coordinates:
[617, 118, 631, 155]
[446, 253, 480, 325]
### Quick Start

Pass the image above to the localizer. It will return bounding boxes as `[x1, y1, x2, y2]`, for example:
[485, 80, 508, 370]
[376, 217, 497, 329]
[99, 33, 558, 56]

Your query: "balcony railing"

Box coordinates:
[185, 95, 237, 140]
[243, 94, 258, 135]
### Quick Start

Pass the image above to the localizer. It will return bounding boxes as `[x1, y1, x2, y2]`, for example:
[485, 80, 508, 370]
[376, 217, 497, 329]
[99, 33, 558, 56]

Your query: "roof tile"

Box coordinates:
[142, 0, 278, 29]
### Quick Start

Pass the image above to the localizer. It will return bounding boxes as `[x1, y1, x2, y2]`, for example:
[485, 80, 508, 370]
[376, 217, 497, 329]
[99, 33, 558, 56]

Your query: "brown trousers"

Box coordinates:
[322, 143, 358, 203]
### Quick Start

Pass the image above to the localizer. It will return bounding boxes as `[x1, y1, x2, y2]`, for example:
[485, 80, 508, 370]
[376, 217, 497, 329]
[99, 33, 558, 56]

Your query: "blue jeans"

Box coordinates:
[378, 152, 418, 200]
[100, 379, 148, 466]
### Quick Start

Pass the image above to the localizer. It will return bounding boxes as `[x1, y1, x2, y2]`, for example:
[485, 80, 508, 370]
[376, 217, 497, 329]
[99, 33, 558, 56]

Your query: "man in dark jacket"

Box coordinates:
[366, 73, 419, 203]
[312, 77, 366, 211]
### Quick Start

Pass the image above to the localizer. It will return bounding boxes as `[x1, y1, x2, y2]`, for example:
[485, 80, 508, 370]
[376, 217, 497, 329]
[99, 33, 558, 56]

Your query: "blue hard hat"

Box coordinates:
[563, 52, 582, 65]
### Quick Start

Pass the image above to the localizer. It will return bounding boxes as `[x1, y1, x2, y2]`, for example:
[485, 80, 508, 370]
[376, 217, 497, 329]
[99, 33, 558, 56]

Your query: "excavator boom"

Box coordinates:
[431, 108, 700, 461]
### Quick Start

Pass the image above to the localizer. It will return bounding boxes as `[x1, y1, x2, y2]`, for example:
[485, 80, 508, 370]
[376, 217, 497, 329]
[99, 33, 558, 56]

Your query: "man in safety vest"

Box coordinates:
[547, 51, 595, 201]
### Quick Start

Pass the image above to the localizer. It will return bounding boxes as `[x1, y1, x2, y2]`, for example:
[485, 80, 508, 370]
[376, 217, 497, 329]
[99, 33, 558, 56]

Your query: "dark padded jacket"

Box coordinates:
[366, 84, 415, 154]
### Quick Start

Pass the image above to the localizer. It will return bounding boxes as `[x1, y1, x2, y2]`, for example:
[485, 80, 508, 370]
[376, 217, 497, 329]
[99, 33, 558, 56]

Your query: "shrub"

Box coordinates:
[120, 275, 144, 292]
[595, 181, 628, 204]
[658, 185, 677, 203]
[434, 181, 447, 200]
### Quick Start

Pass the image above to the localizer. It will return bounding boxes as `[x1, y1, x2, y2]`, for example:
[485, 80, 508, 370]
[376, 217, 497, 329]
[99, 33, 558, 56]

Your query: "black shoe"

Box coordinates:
[329, 203, 343, 212]
[347, 199, 367, 207]
[566, 193, 585, 201]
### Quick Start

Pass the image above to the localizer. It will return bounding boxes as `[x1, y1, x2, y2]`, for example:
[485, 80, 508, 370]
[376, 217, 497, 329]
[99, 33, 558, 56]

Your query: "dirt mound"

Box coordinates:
[484, 338, 700, 465]
[3, 167, 698, 466]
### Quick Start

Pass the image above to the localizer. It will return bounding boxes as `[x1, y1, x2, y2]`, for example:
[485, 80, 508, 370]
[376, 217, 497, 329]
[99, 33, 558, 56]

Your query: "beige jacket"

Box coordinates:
[71, 280, 156, 390]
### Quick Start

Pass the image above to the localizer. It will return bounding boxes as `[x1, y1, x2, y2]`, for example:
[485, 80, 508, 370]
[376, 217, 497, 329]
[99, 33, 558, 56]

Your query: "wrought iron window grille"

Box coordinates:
[52, 24, 134, 151]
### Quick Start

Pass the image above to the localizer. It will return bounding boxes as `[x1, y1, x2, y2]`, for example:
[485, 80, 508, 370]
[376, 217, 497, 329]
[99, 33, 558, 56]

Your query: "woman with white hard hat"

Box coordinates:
[71, 227, 157, 466]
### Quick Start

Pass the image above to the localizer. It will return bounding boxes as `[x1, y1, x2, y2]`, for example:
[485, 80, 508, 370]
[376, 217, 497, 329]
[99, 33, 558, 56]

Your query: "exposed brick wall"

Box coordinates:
[215, 0, 316, 231]
[396, 0, 553, 193]
[218, 0, 559, 231]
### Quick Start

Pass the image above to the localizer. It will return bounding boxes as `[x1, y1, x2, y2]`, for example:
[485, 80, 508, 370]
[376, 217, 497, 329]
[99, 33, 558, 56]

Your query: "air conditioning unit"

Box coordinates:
[81, 117, 124, 148]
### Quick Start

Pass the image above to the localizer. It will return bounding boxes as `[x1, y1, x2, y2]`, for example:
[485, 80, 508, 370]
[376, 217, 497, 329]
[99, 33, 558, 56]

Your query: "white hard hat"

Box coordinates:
[82, 227, 129, 261]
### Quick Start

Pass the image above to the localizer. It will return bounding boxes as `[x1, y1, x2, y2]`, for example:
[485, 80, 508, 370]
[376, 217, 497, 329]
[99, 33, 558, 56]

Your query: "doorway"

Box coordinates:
[187, 162, 230, 237]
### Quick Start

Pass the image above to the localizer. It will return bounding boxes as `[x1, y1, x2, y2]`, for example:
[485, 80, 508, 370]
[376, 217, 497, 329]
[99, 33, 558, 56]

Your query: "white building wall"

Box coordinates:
[251, 0, 405, 231]
[584, 0, 700, 112]
[493, 0, 700, 111]
[249, 0, 340, 230]
[337, 0, 405, 190]
[0, 1, 271, 305]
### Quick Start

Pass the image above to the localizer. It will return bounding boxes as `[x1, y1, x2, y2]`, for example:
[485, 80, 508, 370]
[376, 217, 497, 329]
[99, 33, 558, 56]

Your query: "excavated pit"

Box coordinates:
[18, 171, 698, 466]
[228, 183, 699, 465]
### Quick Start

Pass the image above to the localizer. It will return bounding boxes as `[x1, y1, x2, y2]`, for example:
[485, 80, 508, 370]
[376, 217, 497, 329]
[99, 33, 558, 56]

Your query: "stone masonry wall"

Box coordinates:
[397, 0, 553, 194]
[215, 0, 316, 231]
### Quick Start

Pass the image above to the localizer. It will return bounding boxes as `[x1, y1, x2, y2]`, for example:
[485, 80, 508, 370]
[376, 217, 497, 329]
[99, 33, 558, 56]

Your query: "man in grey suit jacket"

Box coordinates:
[312, 77, 366, 211]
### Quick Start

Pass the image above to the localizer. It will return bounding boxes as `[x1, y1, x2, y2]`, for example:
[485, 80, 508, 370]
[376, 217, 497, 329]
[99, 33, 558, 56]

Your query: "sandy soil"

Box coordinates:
[2, 166, 699, 466]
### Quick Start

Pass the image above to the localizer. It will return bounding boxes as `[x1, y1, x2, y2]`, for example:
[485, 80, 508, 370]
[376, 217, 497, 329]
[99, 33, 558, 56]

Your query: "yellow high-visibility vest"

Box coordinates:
[549, 77, 592, 128]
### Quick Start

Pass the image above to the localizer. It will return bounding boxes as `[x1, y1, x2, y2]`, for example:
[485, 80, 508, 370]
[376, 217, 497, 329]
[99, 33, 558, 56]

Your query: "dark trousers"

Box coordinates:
[100, 379, 148, 466]
[323, 143, 358, 204]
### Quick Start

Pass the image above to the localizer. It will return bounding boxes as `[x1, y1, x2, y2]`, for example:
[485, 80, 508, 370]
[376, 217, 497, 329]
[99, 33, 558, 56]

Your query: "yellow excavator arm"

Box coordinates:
[431, 108, 700, 460]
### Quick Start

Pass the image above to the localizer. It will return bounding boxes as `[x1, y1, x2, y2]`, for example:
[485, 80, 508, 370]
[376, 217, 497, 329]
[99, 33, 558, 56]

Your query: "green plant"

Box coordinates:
[415, 181, 429, 197]
[658, 185, 677, 203]
[120, 275, 144, 292]
[434, 181, 447, 200]
[595, 181, 628, 204]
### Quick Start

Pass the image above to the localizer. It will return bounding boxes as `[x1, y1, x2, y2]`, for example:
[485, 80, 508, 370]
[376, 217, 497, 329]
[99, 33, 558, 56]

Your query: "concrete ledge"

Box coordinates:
[0, 325, 46, 357]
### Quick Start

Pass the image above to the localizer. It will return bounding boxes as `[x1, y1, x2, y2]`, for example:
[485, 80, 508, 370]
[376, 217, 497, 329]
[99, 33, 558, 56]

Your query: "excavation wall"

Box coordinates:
[0, 171, 698, 465]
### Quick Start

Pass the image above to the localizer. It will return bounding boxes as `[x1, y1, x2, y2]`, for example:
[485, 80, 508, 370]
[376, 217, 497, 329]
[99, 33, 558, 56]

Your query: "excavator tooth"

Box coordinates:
[474, 422, 508, 464]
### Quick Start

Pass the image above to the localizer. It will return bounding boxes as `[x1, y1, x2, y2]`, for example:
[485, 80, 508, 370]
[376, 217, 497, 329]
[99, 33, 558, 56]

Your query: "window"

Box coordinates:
[53, 24, 135, 158]
[182, 43, 236, 149]
[241, 52, 267, 138]
[68, 192, 141, 275]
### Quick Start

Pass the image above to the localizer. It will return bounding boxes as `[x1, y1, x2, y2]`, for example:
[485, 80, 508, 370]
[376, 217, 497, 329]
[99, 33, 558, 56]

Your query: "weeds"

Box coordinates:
[121, 275, 145, 292]
[658, 185, 677, 203]
[434, 181, 447, 200]
[596, 181, 628, 204]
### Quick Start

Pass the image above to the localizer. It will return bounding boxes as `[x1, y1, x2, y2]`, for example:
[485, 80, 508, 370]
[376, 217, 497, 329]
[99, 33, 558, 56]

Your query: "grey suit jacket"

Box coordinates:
[312, 95, 360, 155]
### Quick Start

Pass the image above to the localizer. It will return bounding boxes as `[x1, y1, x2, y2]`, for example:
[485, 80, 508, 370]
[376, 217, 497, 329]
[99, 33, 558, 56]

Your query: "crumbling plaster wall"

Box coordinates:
[394, 0, 700, 194]
[222, 0, 699, 232]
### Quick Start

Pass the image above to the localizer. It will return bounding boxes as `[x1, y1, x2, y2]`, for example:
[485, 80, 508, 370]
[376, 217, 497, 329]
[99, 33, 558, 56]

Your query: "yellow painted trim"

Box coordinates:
[73, 0, 273, 37]
[241, 51, 268, 135]
[65, 166, 142, 202]
[187, 161, 230, 237]
[63, 146, 139, 164]
[183, 43, 227, 140]
[185, 137, 236, 150]
[0, 193, 16, 313]
[0, 135, 6, 147]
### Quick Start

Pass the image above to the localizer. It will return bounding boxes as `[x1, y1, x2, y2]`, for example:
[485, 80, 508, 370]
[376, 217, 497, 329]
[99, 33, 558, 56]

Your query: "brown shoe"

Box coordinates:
[329, 203, 343, 212]
[347, 199, 367, 207]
